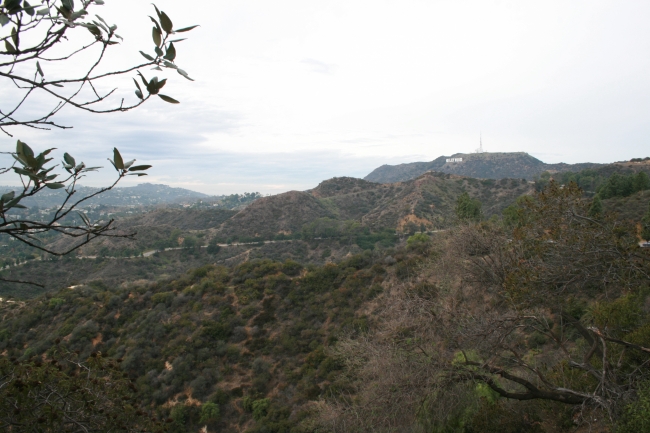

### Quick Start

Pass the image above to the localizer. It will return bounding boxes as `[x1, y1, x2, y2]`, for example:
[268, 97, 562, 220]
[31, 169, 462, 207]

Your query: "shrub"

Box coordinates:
[48, 298, 65, 308]
[199, 402, 220, 424]
[252, 398, 271, 421]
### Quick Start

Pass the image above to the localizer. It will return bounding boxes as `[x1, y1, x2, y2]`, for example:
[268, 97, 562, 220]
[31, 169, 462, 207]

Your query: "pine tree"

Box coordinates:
[588, 195, 603, 217]
[642, 201, 650, 241]
[455, 192, 482, 221]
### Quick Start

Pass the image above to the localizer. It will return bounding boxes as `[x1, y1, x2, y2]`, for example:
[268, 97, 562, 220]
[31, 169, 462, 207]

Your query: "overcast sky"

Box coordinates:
[3, 0, 650, 195]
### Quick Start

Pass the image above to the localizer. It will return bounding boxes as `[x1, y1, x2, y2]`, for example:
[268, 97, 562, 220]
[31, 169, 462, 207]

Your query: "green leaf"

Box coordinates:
[163, 60, 177, 69]
[63, 152, 75, 166]
[5, 0, 21, 14]
[132, 77, 142, 93]
[169, 38, 187, 43]
[135, 89, 143, 99]
[61, 0, 73, 11]
[16, 140, 34, 158]
[146, 76, 159, 94]
[86, 24, 101, 38]
[36, 7, 49, 15]
[70, 9, 87, 21]
[139, 50, 154, 61]
[174, 25, 199, 33]
[1, 191, 15, 203]
[138, 71, 148, 87]
[158, 94, 179, 104]
[149, 15, 162, 34]
[159, 11, 172, 33]
[152, 3, 162, 21]
[152, 26, 162, 47]
[4, 40, 16, 54]
[164, 42, 175, 61]
[154, 46, 163, 57]
[13, 167, 33, 177]
[0, 14, 9, 26]
[91, 19, 109, 33]
[45, 183, 65, 189]
[36, 61, 44, 78]
[23, 1, 34, 16]
[94, 0, 105, 4]
[123, 159, 135, 169]
[113, 147, 124, 170]
[6, 197, 24, 209]
[78, 211, 90, 226]
[129, 173, 148, 176]
[128, 165, 152, 171]
[177, 68, 194, 81]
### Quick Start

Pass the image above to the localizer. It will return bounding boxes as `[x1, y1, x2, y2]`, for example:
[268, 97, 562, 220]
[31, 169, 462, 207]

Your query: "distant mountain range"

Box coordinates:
[0, 183, 210, 208]
[364, 152, 604, 183]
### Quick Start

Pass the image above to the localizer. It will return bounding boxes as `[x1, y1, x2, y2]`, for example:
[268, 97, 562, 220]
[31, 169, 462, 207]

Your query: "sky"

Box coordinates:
[2, 0, 650, 195]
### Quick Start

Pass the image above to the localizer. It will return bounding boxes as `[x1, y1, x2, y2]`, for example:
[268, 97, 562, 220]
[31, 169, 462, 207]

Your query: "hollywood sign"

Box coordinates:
[446, 158, 463, 163]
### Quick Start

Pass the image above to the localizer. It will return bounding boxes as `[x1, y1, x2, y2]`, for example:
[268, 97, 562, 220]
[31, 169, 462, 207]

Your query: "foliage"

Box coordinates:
[216, 192, 262, 209]
[0, 249, 391, 431]
[1, 0, 196, 131]
[598, 172, 650, 199]
[319, 181, 650, 432]
[0, 0, 197, 282]
[617, 380, 650, 433]
[642, 201, 650, 241]
[588, 194, 603, 217]
[0, 348, 162, 432]
[536, 167, 650, 197]
[455, 192, 482, 221]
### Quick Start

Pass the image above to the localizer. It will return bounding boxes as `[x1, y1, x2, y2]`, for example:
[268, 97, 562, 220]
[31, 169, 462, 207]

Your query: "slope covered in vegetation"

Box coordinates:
[0, 247, 428, 432]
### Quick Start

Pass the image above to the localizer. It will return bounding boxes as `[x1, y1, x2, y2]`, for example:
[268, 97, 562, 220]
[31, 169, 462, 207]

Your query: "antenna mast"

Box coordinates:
[476, 132, 484, 153]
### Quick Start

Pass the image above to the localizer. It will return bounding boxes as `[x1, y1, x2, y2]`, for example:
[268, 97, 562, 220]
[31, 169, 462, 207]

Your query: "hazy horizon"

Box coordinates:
[3, 0, 649, 195]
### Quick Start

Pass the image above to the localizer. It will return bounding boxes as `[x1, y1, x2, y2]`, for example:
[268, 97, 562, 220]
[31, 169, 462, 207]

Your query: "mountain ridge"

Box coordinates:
[364, 151, 604, 183]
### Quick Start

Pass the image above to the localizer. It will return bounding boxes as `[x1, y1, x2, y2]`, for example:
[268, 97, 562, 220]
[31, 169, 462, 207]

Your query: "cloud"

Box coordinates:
[301, 59, 337, 75]
[140, 149, 413, 195]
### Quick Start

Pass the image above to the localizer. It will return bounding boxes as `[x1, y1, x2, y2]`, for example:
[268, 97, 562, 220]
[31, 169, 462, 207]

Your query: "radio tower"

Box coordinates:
[476, 132, 484, 153]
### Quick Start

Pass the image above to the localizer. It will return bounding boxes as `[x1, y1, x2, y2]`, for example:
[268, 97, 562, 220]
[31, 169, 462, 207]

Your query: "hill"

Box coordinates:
[3, 182, 649, 432]
[3, 173, 534, 260]
[0, 183, 211, 208]
[364, 152, 603, 183]
[211, 173, 534, 240]
[0, 252, 394, 432]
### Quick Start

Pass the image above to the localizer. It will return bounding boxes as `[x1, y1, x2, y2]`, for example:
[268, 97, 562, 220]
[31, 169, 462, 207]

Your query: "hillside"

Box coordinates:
[364, 152, 604, 183]
[0, 183, 211, 208]
[3, 182, 649, 432]
[0, 251, 402, 432]
[6, 173, 534, 258]
[211, 173, 534, 240]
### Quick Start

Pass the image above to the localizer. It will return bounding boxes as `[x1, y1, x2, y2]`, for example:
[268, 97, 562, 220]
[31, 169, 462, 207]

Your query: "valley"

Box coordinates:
[1, 154, 650, 433]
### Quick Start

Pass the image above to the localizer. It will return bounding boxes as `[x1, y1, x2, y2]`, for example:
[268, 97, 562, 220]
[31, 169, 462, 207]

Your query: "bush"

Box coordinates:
[252, 398, 271, 421]
[618, 381, 650, 432]
[199, 402, 220, 424]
